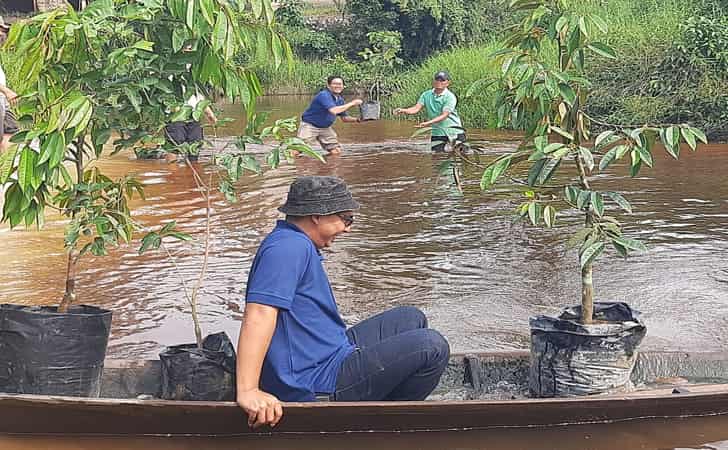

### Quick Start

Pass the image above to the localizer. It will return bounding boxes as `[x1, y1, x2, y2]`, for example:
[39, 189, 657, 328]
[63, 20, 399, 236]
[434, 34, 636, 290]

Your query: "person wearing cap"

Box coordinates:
[236, 176, 450, 428]
[0, 17, 19, 154]
[297, 76, 363, 156]
[393, 71, 466, 152]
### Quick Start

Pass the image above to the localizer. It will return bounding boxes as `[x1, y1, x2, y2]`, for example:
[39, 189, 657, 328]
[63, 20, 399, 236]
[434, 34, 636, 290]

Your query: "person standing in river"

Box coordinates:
[297, 76, 363, 156]
[394, 71, 466, 152]
[0, 17, 19, 154]
[235, 176, 450, 429]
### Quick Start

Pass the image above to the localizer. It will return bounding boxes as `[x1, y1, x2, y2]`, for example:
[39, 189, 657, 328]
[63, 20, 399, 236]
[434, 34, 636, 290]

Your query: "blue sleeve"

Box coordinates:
[246, 239, 309, 311]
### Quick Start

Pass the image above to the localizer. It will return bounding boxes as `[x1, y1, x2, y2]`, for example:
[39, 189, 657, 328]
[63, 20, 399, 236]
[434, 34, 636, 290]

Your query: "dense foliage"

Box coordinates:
[0, 0, 286, 310]
[345, 0, 504, 61]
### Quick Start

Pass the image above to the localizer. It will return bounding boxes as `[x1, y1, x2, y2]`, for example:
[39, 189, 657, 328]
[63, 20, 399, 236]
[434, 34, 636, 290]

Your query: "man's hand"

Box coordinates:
[414, 122, 429, 128]
[393, 108, 404, 115]
[237, 388, 283, 429]
[0, 87, 18, 105]
[350, 98, 363, 106]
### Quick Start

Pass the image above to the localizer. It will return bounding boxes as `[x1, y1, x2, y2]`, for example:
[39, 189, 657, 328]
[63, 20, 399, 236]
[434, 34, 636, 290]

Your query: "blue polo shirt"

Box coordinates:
[245, 220, 355, 402]
[301, 89, 347, 128]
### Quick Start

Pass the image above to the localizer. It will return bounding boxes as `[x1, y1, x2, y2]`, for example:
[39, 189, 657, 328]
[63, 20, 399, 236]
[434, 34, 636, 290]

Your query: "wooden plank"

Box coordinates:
[2, 385, 728, 436]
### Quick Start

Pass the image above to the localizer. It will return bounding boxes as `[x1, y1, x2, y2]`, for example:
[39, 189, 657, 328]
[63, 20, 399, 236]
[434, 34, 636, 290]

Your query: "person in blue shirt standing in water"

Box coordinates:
[236, 176, 450, 429]
[297, 76, 363, 155]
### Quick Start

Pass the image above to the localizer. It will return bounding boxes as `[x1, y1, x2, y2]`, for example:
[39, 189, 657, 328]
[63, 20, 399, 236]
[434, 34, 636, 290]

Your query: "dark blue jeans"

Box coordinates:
[331, 306, 450, 401]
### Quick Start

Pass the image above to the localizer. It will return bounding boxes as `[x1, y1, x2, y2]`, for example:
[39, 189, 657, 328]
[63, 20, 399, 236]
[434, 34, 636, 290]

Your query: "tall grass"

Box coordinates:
[384, 44, 502, 129]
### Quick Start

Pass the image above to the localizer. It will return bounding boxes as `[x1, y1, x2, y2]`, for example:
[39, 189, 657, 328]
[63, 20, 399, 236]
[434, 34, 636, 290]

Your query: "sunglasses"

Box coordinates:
[336, 213, 355, 227]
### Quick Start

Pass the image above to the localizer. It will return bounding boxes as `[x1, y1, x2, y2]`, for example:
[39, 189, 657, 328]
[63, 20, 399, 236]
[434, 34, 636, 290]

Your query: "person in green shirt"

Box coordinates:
[394, 71, 466, 152]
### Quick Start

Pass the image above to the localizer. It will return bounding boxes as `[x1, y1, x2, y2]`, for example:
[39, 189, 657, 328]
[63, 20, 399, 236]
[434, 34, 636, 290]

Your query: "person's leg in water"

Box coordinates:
[318, 125, 342, 156]
[332, 306, 450, 401]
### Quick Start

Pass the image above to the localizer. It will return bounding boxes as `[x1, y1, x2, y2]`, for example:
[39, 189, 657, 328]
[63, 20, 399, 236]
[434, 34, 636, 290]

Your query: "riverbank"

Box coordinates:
[257, 0, 727, 140]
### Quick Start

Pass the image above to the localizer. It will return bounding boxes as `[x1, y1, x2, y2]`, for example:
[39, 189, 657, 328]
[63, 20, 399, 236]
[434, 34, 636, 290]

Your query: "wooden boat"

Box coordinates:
[1, 351, 727, 437]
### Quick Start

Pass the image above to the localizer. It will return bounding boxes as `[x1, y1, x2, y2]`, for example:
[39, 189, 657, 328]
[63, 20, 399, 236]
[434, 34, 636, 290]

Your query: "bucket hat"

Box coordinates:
[278, 176, 360, 216]
[434, 71, 450, 81]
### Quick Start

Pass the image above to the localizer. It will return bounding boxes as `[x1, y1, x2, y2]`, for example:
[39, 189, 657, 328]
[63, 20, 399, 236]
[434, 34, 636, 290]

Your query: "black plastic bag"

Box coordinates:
[159, 331, 236, 401]
[0, 304, 112, 397]
[529, 302, 647, 397]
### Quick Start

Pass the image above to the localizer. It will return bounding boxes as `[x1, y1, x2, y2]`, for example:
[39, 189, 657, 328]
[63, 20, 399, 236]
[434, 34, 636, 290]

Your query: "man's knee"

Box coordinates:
[389, 306, 427, 329]
[423, 329, 450, 366]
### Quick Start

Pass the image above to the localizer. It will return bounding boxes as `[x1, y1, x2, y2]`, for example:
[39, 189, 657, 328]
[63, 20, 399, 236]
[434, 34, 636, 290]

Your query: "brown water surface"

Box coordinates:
[1, 95, 727, 361]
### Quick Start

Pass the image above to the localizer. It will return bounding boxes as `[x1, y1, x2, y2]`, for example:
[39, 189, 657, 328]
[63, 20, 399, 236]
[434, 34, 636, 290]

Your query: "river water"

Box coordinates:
[1, 95, 727, 448]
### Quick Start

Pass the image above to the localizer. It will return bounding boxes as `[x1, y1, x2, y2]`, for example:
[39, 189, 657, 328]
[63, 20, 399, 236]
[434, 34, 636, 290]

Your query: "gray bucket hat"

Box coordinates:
[278, 176, 360, 216]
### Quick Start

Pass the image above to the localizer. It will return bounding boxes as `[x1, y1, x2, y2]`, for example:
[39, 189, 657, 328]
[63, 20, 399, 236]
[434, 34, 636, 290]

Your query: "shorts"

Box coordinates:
[297, 121, 340, 152]
[1, 108, 19, 135]
[165, 121, 203, 145]
[431, 133, 467, 152]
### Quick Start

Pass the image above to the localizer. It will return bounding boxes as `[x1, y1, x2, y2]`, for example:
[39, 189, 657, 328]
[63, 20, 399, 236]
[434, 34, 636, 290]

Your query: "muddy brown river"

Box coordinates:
[1, 95, 727, 449]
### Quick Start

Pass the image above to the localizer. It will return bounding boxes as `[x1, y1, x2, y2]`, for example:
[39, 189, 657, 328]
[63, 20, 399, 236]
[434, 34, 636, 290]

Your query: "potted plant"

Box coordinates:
[471, 0, 708, 397]
[141, 113, 321, 401]
[0, 0, 281, 397]
[357, 31, 403, 121]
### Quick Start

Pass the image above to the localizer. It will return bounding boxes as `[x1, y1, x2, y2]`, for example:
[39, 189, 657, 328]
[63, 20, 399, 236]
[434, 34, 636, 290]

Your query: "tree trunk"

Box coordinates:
[59, 249, 77, 313]
[581, 262, 594, 324]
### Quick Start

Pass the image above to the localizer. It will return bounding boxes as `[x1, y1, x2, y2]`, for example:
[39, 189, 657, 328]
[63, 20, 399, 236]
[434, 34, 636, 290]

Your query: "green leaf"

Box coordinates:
[590, 191, 604, 216]
[18, 147, 38, 194]
[536, 158, 561, 185]
[599, 146, 618, 171]
[660, 127, 680, 159]
[680, 127, 697, 151]
[212, 11, 228, 51]
[594, 130, 616, 149]
[0, 145, 18, 184]
[612, 240, 628, 257]
[580, 241, 605, 269]
[589, 14, 608, 33]
[612, 236, 646, 252]
[250, 0, 263, 18]
[559, 83, 576, 106]
[688, 127, 708, 144]
[637, 146, 653, 167]
[564, 185, 580, 204]
[578, 146, 594, 171]
[567, 227, 592, 249]
[543, 142, 565, 154]
[577, 189, 591, 209]
[587, 42, 616, 59]
[549, 125, 574, 141]
[543, 205, 556, 228]
[172, 28, 187, 52]
[480, 156, 511, 190]
[527, 202, 540, 226]
[185, 0, 195, 31]
[605, 192, 632, 213]
[199, 0, 214, 25]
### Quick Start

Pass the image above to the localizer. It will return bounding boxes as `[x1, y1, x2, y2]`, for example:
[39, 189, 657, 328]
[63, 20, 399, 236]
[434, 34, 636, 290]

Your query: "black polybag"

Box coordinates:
[529, 302, 647, 397]
[159, 331, 236, 401]
[0, 304, 112, 396]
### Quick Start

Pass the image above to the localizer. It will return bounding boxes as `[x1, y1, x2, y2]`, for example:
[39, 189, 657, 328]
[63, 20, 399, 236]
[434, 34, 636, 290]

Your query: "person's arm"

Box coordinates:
[236, 303, 283, 429]
[329, 98, 363, 116]
[0, 85, 17, 104]
[203, 105, 217, 124]
[416, 110, 450, 128]
[340, 115, 361, 123]
[393, 103, 424, 116]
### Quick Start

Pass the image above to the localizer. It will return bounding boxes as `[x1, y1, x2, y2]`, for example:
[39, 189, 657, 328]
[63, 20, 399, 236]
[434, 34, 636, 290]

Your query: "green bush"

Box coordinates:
[344, 0, 509, 62]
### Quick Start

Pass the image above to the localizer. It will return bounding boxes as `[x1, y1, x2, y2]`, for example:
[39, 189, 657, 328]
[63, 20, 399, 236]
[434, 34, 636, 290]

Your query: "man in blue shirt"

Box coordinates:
[297, 76, 363, 155]
[236, 176, 450, 429]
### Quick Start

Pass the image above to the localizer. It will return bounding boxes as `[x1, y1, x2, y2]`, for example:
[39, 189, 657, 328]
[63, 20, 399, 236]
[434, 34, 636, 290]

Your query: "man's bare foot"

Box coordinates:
[327, 147, 342, 156]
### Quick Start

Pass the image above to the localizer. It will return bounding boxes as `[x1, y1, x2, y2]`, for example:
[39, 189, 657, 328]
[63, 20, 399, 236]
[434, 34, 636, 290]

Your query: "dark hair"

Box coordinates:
[327, 75, 344, 85]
